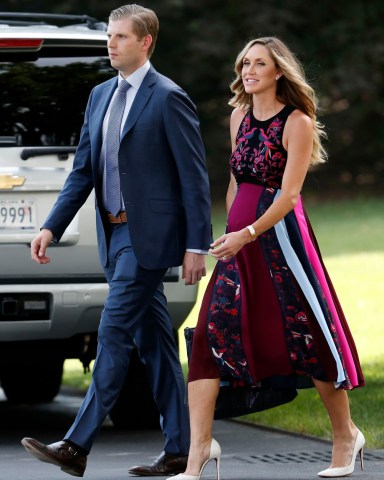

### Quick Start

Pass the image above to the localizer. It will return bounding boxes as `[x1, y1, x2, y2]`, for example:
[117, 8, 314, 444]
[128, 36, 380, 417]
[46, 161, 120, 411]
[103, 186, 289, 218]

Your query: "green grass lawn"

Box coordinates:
[64, 196, 384, 447]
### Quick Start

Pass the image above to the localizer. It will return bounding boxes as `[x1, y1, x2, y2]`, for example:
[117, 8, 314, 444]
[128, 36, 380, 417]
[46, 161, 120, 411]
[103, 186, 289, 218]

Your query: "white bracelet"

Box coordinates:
[246, 224, 257, 241]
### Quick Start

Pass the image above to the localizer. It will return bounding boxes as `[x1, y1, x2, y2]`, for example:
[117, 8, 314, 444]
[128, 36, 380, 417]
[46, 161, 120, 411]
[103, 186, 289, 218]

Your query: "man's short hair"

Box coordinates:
[109, 4, 159, 57]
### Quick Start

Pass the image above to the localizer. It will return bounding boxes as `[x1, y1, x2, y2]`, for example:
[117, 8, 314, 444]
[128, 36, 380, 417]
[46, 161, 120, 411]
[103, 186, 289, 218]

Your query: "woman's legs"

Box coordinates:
[183, 378, 220, 475]
[313, 379, 359, 467]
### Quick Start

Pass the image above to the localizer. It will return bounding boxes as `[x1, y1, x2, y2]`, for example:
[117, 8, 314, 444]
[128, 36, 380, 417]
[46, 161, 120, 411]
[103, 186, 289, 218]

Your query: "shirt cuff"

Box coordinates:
[186, 248, 209, 255]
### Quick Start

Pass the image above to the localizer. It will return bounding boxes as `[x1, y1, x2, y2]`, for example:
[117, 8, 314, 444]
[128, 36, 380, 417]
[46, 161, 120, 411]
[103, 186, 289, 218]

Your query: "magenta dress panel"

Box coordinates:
[188, 106, 364, 390]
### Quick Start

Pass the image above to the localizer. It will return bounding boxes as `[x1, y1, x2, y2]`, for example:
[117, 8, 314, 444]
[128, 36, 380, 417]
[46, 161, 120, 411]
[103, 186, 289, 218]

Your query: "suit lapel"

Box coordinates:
[91, 78, 117, 195]
[121, 68, 157, 139]
[91, 78, 117, 151]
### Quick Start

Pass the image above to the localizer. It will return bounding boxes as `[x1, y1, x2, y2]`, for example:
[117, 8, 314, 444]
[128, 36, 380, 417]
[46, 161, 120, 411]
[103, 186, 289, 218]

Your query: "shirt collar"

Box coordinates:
[117, 60, 151, 90]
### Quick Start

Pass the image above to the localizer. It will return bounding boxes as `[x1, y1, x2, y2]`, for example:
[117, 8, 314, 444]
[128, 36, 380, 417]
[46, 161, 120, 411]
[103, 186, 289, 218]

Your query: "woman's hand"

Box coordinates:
[209, 228, 250, 261]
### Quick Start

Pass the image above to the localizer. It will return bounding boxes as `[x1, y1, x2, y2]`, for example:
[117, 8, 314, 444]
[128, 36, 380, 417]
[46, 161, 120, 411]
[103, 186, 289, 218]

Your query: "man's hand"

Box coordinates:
[182, 252, 207, 285]
[31, 229, 54, 264]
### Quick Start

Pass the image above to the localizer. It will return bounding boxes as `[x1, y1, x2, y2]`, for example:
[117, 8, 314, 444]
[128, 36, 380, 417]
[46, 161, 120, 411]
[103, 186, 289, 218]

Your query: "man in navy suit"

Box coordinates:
[22, 4, 211, 477]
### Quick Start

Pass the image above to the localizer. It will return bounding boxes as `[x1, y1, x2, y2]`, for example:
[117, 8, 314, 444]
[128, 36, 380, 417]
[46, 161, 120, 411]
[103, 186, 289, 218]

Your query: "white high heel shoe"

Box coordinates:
[167, 438, 221, 480]
[318, 429, 365, 478]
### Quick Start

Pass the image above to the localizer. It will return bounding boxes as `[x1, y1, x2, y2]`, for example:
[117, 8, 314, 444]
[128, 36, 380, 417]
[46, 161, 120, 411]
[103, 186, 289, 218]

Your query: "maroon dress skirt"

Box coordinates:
[188, 183, 364, 391]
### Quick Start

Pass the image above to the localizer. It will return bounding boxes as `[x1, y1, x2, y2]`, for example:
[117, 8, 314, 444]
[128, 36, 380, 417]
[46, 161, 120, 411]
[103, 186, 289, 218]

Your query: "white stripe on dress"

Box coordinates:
[273, 191, 345, 385]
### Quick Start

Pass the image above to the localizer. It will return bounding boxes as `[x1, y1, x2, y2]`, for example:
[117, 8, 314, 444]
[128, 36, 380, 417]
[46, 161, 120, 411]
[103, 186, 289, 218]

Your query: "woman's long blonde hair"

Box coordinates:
[229, 37, 327, 165]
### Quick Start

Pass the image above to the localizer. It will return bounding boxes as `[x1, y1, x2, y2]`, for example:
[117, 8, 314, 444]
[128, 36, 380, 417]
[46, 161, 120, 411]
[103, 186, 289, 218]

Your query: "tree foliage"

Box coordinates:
[1, 0, 383, 199]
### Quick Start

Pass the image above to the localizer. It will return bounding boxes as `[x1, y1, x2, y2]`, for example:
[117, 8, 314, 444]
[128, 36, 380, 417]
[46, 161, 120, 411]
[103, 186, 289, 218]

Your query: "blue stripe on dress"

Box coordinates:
[273, 192, 346, 385]
[284, 210, 333, 325]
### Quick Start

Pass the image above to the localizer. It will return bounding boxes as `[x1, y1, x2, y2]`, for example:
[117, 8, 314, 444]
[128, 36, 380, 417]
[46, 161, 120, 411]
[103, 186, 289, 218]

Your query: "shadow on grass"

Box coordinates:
[237, 357, 384, 449]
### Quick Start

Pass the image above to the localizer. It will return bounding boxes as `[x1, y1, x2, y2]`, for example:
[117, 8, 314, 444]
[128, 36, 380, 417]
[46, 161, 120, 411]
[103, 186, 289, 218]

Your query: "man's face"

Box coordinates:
[107, 18, 151, 77]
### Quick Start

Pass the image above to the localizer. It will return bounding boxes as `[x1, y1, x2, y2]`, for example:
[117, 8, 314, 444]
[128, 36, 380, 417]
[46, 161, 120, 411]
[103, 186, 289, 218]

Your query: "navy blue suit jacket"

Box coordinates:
[43, 66, 212, 270]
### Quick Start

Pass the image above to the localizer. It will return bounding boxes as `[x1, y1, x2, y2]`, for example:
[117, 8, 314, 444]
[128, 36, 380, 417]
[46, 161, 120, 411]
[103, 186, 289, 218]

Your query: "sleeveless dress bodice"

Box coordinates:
[230, 105, 295, 188]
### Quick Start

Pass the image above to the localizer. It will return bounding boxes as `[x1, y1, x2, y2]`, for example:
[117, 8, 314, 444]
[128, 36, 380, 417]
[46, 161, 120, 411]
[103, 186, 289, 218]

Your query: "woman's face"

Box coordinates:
[241, 44, 281, 95]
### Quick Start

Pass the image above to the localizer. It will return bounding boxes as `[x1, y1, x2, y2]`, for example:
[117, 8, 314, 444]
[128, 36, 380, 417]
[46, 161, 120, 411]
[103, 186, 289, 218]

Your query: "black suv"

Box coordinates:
[0, 12, 198, 427]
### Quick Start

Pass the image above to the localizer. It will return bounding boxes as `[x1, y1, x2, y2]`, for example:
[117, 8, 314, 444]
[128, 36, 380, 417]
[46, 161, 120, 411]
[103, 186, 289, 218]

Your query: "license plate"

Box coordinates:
[0, 199, 36, 229]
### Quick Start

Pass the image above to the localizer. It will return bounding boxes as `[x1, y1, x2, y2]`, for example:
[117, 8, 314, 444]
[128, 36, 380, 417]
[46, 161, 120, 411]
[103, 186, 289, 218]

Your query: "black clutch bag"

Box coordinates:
[184, 327, 298, 420]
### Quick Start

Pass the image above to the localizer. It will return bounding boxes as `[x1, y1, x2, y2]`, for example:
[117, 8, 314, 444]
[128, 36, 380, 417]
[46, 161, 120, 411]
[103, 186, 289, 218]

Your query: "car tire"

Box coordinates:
[109, 349, 160, 430]
[0, 345, 64, 403]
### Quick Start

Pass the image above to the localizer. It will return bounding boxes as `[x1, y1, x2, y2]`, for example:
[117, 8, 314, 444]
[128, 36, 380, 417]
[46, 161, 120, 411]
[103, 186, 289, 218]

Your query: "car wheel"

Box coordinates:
[0, 347, 64, 403]
[109, 349, 160, 429]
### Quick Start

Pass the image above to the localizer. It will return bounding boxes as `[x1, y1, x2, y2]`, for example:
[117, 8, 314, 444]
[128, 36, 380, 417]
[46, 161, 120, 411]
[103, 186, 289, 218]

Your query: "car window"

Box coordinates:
[0, 54, 114, 147]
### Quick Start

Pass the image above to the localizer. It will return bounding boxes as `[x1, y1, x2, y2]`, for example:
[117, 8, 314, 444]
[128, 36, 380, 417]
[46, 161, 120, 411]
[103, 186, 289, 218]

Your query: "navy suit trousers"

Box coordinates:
[65, 223, 190, 454]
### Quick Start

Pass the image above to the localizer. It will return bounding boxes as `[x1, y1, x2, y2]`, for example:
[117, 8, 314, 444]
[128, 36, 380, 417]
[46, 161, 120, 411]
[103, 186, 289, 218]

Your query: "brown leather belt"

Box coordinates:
[107, 211, 127, 223]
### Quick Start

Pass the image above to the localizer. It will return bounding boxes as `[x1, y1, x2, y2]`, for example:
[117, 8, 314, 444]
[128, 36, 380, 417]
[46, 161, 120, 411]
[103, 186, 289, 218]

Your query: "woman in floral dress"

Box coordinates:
[168, 37, 365, 480]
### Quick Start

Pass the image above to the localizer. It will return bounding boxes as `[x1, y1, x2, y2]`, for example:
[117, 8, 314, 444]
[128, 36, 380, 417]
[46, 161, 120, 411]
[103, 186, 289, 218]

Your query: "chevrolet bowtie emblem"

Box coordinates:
[0, 174, 26, 190]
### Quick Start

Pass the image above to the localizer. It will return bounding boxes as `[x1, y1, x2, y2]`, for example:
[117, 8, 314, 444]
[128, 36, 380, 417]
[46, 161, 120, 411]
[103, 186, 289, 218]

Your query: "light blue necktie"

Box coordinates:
[103, 80, 131, 216]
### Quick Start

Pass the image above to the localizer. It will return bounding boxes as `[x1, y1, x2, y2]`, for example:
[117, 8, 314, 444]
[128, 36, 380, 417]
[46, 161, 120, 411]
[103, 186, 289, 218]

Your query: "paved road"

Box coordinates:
[0, 388, 383, 479]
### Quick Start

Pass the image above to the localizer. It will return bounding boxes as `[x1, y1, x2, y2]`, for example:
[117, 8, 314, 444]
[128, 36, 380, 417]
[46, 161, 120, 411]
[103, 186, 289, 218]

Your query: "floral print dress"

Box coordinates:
[188, 106, 364, 391]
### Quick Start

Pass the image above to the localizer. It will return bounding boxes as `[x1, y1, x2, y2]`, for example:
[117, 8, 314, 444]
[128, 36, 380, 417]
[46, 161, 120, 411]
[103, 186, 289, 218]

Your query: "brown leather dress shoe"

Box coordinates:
[128, 451, 188, 476]
[21, 438, 87, 477]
